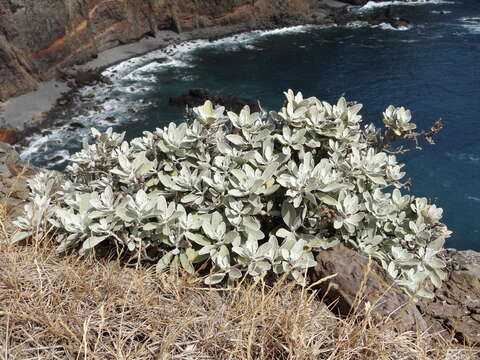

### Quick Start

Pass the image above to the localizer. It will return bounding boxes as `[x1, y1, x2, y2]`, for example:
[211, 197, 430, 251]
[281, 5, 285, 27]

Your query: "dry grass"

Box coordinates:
[0, 198, 478, 359]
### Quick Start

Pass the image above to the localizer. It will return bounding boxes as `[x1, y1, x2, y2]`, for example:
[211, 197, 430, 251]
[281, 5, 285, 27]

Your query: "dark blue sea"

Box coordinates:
[22, 0, 480, 250]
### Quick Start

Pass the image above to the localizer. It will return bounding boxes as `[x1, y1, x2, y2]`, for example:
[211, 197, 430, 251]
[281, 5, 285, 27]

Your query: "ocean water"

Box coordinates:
[22, 0, 480, 250]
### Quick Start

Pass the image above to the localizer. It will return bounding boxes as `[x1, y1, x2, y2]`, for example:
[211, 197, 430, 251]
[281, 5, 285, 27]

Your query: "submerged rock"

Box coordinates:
[49, 155, 65, 163]
[69, 122, 85, 129]
[366, 7, 411, 29]
[169, 88, 261, 114]
[390, 18, 410, 29]
[153, 58, 171, 64]
[463, 18, 480, 24]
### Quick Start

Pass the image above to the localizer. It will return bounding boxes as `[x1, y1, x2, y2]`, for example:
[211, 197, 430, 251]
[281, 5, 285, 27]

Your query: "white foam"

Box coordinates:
[180, 74, 198, 81]
[118, 85, 152, 94]
[446, 152, 480, 163]
[345, 21, 371, 28]
[431, 10, 452, 14]
[244, 44, 259, 50]
[123, 71, 153, 82]
[258, 25, 315, 36]
[345, 21, 412, 31]
[468, 196, 480, 202]
[20, 127, 76, 165]
[360, 0, 454, 11]
[463, 25, 480, 34]
[378, 22, 412, 31]
[459, 18, 480, 34]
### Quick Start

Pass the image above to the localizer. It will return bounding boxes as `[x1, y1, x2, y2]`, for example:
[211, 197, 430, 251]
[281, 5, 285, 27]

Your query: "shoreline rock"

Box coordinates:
[0, 142, 38, 225]
[169, 88, 261, 114]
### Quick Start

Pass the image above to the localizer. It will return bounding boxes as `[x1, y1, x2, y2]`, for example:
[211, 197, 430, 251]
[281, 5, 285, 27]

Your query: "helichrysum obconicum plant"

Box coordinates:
[13, 90, 450, 297]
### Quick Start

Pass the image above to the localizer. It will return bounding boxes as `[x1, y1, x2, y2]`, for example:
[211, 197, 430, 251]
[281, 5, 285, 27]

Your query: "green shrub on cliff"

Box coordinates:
[12, 90, 450, 297]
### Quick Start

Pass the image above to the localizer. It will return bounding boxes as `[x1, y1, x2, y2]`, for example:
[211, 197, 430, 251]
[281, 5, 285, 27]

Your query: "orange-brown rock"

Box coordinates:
[0, 128, 22, 144]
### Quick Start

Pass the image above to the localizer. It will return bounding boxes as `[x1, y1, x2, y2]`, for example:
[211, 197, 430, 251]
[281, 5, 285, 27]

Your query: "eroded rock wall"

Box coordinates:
[0, 0, 332, 101]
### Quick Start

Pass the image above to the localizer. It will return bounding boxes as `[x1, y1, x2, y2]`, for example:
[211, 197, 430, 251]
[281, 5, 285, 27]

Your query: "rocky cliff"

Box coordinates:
[0, 0, 341, 101]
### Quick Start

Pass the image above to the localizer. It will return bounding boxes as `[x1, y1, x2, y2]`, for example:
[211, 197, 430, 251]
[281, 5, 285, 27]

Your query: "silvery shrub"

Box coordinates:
[13, 90, 451, 297]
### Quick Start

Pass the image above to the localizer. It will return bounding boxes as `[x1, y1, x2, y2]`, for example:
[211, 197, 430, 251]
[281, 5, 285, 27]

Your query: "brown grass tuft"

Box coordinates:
[0, 196, 478, 359]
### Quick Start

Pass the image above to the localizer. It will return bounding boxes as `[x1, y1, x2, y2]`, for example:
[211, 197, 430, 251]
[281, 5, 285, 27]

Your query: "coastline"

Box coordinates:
[0, 0, 452, 136]
[0, 24, 259, 132]
[0, 0, 447, 150]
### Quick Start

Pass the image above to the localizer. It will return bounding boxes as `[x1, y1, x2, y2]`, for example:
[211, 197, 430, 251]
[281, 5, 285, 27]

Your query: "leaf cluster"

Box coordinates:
[13, 90, 451, 296]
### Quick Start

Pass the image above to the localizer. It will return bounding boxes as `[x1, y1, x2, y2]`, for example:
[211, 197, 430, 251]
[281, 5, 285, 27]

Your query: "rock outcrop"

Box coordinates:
[0, 33, 39, 100]
[417, 249, 480, 346]
[0, 128, 22, 144]
[311, 244, 480, 346]
[169, 88, 261, 113]
[310, 244, 427, 333]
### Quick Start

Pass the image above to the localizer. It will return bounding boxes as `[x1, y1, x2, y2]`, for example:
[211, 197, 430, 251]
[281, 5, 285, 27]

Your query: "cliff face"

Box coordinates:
[0, 0, 329, 101]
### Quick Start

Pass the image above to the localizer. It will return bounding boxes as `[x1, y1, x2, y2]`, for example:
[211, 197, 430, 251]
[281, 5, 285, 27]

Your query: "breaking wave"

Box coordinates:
[360, 0, 454, 11]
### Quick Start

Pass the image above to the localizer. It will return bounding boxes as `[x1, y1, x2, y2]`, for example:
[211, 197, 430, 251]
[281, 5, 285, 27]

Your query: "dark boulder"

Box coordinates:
[153, 58, 170, 64]
[169, 88, 261, 114]
[390, 18, 410, 29]
[309, 244, 427, 333]
[69, 122, 85, 129]
[366, 7, 411, 29]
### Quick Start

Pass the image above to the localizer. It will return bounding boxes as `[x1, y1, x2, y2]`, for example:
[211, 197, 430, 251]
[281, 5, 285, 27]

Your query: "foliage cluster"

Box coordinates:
[13, 90, 450, 296]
